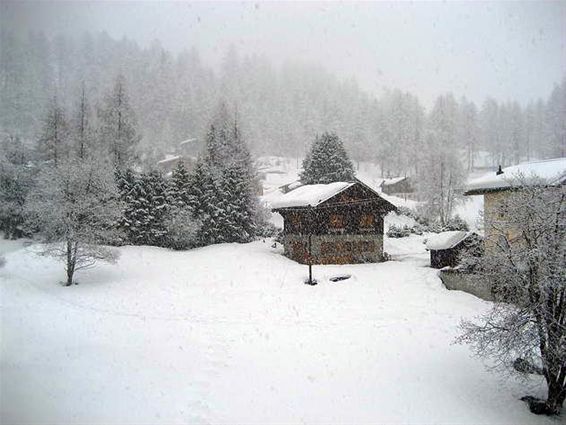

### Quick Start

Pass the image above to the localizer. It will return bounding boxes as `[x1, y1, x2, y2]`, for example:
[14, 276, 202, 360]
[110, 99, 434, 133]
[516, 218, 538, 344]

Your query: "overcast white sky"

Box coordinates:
[3, 1, 565, 107]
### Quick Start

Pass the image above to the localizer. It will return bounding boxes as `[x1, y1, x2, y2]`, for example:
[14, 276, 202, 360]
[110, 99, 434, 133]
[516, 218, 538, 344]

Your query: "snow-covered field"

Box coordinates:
[0, 237, 552, 424]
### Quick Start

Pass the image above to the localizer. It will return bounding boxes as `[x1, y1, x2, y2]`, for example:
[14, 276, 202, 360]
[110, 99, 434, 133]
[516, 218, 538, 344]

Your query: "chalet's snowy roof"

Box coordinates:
[381, 176, 408, 186]
[179, 138, 197, 146]
[465, 158, 566, 195]
[157, 155, 181, 166]
[271, 182, 355, 209]
[426, 231, 471, 251]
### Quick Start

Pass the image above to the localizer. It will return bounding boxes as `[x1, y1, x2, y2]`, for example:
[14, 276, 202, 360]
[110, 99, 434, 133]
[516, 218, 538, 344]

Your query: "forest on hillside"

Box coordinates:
[1, 31, 565, 175]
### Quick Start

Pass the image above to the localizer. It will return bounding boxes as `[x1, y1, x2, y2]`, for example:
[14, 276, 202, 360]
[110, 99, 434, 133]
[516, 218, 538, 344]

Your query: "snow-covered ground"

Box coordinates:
[0, 237, 552, 424]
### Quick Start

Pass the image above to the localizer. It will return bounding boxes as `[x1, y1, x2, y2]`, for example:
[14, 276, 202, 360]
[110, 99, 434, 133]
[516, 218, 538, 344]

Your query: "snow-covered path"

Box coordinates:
[0, 240, 552, 424]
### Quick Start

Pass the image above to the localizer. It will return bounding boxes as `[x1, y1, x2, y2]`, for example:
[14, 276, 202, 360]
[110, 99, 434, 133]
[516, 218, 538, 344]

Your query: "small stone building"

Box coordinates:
[426, 231, 482, 269]
[271, 180, 396, 264]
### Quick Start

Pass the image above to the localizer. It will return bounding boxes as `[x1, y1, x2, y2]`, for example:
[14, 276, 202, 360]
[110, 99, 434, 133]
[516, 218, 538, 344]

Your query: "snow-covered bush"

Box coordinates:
[442, 215, 469, 231]
[163, 207, 201, 250]
[0, 255, 5, 268]
[387, 224, 425, 238]
[386, 224, 412, 238]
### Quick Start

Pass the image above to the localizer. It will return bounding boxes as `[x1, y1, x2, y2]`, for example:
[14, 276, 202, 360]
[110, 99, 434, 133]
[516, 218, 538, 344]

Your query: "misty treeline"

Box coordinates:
[2, 31, 565, 175]
[0, 63, 264, 283]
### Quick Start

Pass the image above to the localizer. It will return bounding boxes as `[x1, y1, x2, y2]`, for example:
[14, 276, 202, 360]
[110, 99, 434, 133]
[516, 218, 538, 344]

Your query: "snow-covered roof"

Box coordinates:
[271, 182, 355, 209]
[179, 138, 197, 146]
[426, 231, 472, 251]
[157, 155, 181, 165]
[381, 176, 407, 186]
[465, 158, 566, 195]
[279, 180, 303, 190]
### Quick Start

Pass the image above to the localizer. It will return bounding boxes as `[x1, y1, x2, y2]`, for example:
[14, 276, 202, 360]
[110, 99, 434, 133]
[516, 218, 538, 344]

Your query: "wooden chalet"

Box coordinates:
[380, 176, 414, 196]
[426, 231, 482, 269]
[271, 179, 396, 265]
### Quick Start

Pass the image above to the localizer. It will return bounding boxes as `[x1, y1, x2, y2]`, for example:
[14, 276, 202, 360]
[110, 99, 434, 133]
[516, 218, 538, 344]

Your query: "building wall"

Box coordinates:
[483, 191, 521, 249]
[439, 269, 494, 301]
[283, 233, 384, 265]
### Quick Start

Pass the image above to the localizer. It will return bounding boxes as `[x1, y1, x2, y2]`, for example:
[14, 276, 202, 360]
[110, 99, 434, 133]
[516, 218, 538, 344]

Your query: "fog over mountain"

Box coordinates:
[3, 1, 565, 106]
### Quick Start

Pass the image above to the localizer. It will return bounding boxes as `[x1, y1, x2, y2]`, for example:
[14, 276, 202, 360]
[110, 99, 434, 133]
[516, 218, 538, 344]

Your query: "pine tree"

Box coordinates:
[145, 171, 169, 246]
[98, 74, 140, 169]
[168, 161, 191, 208]
[0, 135, 35, 239]
[116, 169, 171, 247]
[164, 161, 200, 249]
[300, 132, 356, 184]
[115, 168, 138, 244]
[188, 107, 260, 245]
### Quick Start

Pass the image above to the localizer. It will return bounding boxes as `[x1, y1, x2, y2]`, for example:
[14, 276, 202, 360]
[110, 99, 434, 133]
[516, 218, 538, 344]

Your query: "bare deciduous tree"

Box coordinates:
[25, 157, 123, 286]
[458, 175, 565, 415]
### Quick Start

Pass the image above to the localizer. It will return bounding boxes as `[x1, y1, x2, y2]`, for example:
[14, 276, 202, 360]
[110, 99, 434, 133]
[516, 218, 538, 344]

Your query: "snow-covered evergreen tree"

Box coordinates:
[116, 169, 170, 247]
[168, 161, 191, 209]
[144, 171, 169, 247]
[25, 157, 123, 286]
[115, 168, 139, 244]
[300, 132, 355, 184]
[187, 157, 218, 245]
[0, 135, 35, 239]
[188, 106, 260, 245]
[97, 74, 140, 169]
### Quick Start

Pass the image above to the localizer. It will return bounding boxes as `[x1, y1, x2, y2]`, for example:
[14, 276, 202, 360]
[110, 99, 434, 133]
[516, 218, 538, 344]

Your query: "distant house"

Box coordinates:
[278, 180, 303, 194]
[464, 158, 566, 248]
[271, 180, 396, 264]
[380, 176, 414, 197]
[156, 137, 199, 176]
[156, 154, 196, 176]
[426, 231, 482, 269]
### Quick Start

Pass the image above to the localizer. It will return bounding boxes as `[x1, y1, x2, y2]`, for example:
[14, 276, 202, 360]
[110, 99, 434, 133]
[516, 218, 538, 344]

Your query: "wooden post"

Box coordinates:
[308, 233, 313, 285]
[306, 208, 316, 285]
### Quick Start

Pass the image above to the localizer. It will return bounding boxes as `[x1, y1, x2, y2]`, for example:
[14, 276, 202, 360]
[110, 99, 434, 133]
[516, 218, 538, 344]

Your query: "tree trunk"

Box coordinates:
[65, 240, 76, 286]
[545, 375, 566, 415]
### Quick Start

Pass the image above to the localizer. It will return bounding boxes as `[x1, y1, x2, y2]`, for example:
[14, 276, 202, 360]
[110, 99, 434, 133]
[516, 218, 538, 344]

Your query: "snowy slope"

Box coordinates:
[0, 240, 552, 424]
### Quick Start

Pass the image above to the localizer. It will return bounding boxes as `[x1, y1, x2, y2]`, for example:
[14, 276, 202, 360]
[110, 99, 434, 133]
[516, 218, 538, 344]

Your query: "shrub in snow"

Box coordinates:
[163, 207, 201, 250]
[0, 255, 5, 268]
[443, 214, 469, 232]
[457, 176, 566, 416]
[387, 224, 423, 238]
[386, 224, 411, 238]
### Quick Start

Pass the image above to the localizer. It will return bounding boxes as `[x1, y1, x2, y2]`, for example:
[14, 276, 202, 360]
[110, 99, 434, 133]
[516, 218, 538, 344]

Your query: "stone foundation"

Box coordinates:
[284, 233, 384, 265]
[439, 269, 494, 301]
